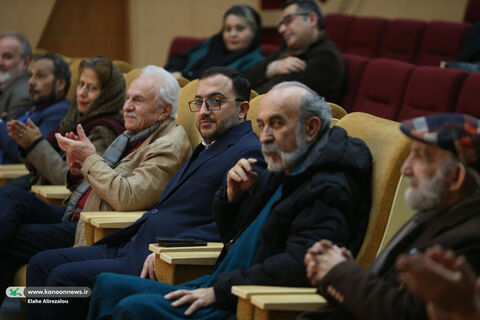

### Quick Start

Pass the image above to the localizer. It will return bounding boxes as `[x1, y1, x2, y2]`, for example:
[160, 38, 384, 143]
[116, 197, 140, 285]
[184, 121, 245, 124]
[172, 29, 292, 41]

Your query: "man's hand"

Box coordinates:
[304, 240, 351, 285]
[266, 57, 307, 78]
[396, 246, 480, 320]
[55, 124, 96, 162]
[226, 158, 258, 202]
[164, 287, 216, 315]
[139, 252, 157, 280]
[7, 119, 43, 148]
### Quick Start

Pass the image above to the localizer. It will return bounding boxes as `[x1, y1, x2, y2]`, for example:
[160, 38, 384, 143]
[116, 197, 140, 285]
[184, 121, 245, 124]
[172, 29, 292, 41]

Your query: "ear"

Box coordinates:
[22, 56, 31, 72]
[303, 116, 321, 142]
[158, 104, 172, 121]
[238, 101, 250, 120]
[55, 77, 66, 94]
[449, 163, 466, 192]
[307, 12, 318, 28]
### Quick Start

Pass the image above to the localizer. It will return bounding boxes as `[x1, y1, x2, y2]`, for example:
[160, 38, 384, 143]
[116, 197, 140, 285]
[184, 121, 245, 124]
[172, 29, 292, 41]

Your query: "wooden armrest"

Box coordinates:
[31, 185, 71, 199]
[149, 242, 223, 253]
[152, 247, 222, 285]
[0, 169, 29, 180]
[90, 216, 142, 229]
[232, 285, 318, 320]
[0, 164, 27, 171]
[250, 293, 326, 320]
[80, 211, 145, 222]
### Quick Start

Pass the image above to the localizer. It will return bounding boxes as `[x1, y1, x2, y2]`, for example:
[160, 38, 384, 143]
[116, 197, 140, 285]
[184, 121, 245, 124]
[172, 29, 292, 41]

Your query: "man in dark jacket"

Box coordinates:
[246, 0, 344, 103]
[89, 81, 372, 319]
[302, 113, 480, 320]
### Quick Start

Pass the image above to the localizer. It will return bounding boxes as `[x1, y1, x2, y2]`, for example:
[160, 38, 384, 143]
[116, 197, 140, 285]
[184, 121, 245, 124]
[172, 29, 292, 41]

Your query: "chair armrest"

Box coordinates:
[0, 168, 29, 186]
[149, 242, 223, 253]
[0, 164, 27, 171]
[30, 185, 71, 205]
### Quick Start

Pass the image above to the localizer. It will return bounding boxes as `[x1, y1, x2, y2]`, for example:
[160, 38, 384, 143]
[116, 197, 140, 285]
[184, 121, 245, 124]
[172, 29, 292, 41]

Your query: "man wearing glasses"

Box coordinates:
[247, 0, 344, 104]
[25, 66, 266, 320]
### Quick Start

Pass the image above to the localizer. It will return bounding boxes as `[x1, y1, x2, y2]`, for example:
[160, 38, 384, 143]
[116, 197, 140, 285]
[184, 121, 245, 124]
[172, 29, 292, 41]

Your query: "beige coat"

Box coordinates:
[73, 118, 192, 246]
[25, 125, 117, 185]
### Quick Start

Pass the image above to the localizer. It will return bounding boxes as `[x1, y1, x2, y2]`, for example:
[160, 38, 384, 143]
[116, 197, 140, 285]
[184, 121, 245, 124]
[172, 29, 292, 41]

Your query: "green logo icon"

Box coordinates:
[5, 287, 25, 298]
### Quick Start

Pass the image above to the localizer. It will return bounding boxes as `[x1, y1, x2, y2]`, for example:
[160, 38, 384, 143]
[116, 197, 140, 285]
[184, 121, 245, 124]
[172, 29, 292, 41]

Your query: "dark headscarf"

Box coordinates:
[185, 5, 262, 78]
[59, 57, 125, 135]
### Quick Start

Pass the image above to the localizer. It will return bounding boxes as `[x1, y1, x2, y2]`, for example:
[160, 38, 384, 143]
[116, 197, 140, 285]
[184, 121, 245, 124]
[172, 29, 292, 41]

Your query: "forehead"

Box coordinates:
[282, 3, 299, 17]
[0, 36, 21, 53]
[258, 87, 302, 120]
[196, 74, 234, 97]
[30, 58, 54, 73]
[127, 76, 157, 98]
[410, 140, 450, 161]
[224, 14, 247, 25]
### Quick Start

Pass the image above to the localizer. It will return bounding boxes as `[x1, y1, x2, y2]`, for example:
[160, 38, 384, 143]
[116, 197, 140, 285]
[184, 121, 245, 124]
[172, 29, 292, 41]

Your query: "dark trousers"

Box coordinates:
[26, 244, 128, 320]
[0, 185, 76, 305]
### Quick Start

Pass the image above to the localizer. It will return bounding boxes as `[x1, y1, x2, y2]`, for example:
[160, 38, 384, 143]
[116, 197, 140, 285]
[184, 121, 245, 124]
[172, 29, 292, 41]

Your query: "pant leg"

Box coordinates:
[0, 184, 65, 245]
[26, 245, 128, 320]
[4, 174, 32, 190]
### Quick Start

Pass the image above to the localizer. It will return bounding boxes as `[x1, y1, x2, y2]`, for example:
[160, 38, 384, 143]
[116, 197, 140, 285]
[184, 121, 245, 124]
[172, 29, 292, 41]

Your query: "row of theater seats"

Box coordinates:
[342, 54, 479, 122]
[325, 14, 471, 66]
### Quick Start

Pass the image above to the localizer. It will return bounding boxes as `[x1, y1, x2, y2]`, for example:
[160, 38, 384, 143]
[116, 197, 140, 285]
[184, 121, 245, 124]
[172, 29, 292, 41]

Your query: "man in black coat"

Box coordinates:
[302, 113, 480, 320]
[160, 81, 372, 316]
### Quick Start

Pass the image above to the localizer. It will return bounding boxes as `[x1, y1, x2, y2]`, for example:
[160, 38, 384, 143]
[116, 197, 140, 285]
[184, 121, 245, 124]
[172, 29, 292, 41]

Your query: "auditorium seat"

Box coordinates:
[456, 73, 480, 118]
[344, 17, 387, 58]
[324, 13, 354, 51]
[167, 36, 204, 58]
[260, 44, 279, 57]
[378, 19, 425, 63]
[341, 53, 369, 112]
[415, 21, 471, 66]
[352, 58, 414, 120]
[396, 66, 468, 122]
[261, 27, 282, 46]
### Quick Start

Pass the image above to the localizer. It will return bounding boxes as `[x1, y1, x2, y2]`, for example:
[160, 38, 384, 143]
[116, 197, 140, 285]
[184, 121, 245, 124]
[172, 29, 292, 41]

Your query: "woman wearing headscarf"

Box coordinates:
[165, 5, 263, 80]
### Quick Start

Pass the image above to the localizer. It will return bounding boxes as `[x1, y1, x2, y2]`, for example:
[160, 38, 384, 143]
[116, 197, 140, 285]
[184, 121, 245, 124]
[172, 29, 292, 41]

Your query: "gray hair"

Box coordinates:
[0, 31, 32, 59]
[140, 65, 180, 119]
[272, 81, 331, 136]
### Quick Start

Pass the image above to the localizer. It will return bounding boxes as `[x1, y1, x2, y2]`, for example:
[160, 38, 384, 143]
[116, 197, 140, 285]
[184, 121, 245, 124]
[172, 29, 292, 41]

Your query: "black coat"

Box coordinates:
[212, 126, 373, 311]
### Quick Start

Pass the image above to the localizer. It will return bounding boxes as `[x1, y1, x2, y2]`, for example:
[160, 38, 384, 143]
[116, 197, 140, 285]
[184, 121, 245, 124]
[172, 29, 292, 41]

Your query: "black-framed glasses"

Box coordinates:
[188, 98, 242, 112]
[277, 12, 309, 29]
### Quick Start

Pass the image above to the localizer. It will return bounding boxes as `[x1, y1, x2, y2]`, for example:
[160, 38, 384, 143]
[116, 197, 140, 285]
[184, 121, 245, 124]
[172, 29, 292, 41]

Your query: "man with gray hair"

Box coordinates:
[0, 66, 192, 305]
[84, 81, 372, 319]
[302, 113, 480, 320]
[0, 31, 32, 120]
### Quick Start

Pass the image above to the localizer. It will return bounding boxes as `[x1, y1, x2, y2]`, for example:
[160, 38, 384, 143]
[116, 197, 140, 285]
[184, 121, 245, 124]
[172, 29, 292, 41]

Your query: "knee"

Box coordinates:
[27, 251, 52, 286]
[114, 295, 150, 320]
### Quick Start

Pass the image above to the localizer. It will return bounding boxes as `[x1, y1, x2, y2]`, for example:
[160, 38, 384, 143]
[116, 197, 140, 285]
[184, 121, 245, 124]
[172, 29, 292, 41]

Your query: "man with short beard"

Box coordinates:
[0, 31, 32, 120]
[302, 113, 480, 320]
[0, 53, 70, 163]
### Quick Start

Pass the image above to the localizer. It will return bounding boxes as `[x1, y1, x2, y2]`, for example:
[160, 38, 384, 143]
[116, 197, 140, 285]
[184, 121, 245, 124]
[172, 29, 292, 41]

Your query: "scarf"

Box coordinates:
[62, 120, 163, 221]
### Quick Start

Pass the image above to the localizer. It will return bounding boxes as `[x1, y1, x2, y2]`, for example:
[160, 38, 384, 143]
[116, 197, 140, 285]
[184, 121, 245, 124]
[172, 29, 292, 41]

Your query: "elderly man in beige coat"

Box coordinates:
[0, 66, 191, 299]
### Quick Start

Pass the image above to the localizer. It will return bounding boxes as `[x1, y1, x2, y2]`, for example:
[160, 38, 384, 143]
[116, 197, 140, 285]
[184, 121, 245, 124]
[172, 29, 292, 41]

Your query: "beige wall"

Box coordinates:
[129, 0, 258, 68]
[0, 0, 56, 48]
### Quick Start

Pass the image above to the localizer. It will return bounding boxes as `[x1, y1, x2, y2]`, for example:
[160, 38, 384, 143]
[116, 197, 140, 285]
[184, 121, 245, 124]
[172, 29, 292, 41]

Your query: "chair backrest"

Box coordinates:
[344, 17, 387, 58]
[247, 94, 263, 137]
[336, 112, 410, 267]
[396, 66, 468, 121]
[113, 60, 133, 73]
[415, 21, 471, 66]
[456, 73, 480, 118]
[177, 79, 202, 148]
[67, 59, 82, 102]
[261, 27, 282, 46]
[341, 53, 369, 112]
[124, 68, 143, 90]
[324, 14, 354, 51]
[168, 36, 205, 58]
[352, 58, 414, 120]
[261, 44, 279, 57]
[378, 19, 426, 63]
[328, 102, 347, 120]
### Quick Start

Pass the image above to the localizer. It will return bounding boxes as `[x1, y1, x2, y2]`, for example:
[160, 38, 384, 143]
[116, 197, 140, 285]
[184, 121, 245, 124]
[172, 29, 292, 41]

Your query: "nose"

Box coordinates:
[259, 126, 273, 144]
[123, 98, 135, 112]
[401, 154, 413, 177]
[278, 22, 287, 34]
[28, 76, 35, 88]
[198, 101, 211, 115]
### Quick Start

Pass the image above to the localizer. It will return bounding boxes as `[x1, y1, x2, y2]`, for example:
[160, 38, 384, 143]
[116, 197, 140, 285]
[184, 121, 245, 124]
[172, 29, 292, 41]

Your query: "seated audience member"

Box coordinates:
[25, 67, 265, 320]
[5, 56, 125, 189]
[0, 65, 192, 306]
[0, 31, 31, 120]
[396, 246, 480, 320]
[165, 5, 263, 80]
[301, 113, 480, 320]
[88, 81, 372, 320]
[0, 53, 70, 164]
[246, 0, 344, 103]
[444, 21, 480, 73]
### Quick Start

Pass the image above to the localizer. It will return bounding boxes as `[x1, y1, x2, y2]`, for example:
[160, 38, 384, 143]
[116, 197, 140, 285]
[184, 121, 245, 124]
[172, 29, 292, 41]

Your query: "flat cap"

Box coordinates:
[400, 113, 480, 166]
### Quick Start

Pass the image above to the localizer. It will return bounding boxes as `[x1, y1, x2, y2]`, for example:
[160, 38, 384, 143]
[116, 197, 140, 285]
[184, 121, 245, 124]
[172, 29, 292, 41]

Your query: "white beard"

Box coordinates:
[0, 60, 24, 86]
[404, 167, 450, 211]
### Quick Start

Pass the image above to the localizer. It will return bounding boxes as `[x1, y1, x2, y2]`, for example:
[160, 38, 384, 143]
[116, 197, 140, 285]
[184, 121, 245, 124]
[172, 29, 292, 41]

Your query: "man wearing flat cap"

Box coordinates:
[301, 113, 480, 320]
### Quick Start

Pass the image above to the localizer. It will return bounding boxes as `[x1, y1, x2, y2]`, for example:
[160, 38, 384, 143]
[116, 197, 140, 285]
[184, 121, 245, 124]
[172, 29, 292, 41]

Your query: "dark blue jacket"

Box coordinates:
[96, 121, 266, 275]
[0, 99, 70, 163]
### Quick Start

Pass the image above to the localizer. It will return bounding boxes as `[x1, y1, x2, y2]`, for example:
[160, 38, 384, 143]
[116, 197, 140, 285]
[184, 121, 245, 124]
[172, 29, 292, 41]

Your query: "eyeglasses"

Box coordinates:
[188, 98, 242, 112]
[277, 12, 309, 29]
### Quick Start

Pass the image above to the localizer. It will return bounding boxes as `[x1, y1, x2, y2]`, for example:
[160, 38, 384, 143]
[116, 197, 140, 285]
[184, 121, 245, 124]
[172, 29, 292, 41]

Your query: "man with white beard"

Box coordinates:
[301, 113, 480, 320]
[0, 31, 32, 120]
